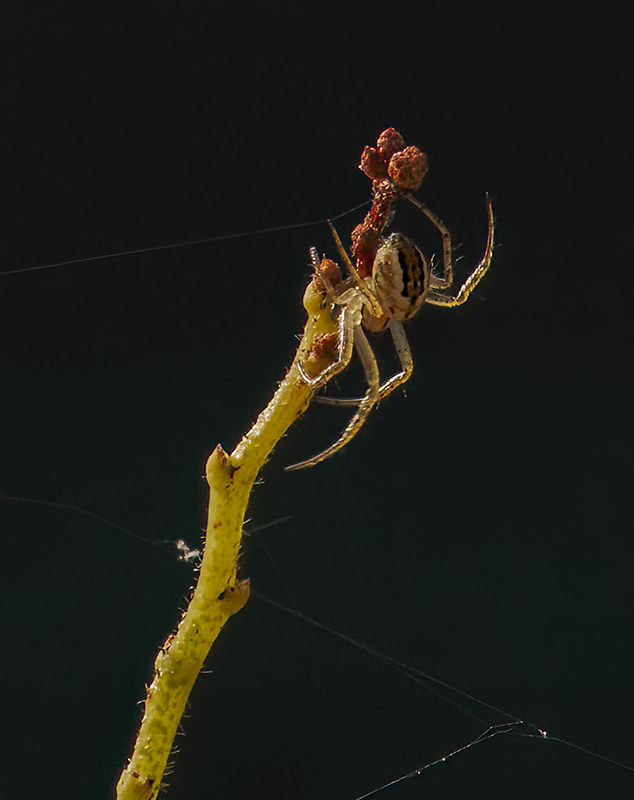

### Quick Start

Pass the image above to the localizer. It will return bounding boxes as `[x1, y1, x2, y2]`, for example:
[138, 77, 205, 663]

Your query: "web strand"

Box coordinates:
[0, 200, 370, 277]
[4, 493, 633, 792]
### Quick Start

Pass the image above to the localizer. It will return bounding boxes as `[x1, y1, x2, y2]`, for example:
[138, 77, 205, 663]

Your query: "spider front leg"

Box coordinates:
[286, 324, 381, 471]
[424, 195, 495, 306]
[315, 320, 413, 407]
[406, 195, 454, 290]
[328, 221, 384, 318]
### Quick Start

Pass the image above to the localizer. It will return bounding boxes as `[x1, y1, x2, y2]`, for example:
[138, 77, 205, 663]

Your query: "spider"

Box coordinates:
[285, 194, 495, 471]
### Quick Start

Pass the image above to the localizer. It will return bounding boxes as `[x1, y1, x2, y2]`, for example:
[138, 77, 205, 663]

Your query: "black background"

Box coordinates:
[2, 4, 633, 799]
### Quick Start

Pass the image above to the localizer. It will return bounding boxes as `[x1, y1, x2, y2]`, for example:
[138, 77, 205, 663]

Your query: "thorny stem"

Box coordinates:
[116, 279, 338, 800]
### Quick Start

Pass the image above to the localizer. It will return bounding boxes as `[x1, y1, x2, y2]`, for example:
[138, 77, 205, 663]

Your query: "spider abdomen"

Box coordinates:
[369, 234, 429, 328]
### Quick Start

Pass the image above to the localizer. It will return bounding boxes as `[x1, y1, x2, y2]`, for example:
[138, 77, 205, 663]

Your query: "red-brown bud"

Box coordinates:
[388, 146, 428, 193]
[359, 145, 388, 180]
[376, 128, 406, 161]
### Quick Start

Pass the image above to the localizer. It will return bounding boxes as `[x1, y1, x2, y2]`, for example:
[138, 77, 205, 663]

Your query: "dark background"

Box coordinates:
[2, 4, 632, 799]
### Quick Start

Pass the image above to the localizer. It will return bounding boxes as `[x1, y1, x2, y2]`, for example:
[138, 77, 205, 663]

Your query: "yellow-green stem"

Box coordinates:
[116, 279, 337, 800]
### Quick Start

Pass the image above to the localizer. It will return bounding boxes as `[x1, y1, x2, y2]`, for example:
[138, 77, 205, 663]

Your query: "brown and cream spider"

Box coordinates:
[286, 193, 495, 471]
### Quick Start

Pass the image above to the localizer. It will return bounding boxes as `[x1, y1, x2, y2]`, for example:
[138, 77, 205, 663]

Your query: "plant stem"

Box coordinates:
[116, 279, 338, 800]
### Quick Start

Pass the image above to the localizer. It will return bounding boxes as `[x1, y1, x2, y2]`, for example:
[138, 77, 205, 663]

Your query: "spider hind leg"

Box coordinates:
[314, 321, 414, 407]
[286, 326, 380, 470]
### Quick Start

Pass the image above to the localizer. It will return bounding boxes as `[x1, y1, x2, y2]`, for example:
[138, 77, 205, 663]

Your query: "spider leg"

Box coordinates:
[424, 196, 494, 307]
[297, 298, 359, 391]
[314, 321, 414, 407]
[328, 221, 384, 318]
[373, 320, 414, 398]
[407, 195, 454, 289]
[286, 325, 380, 470]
